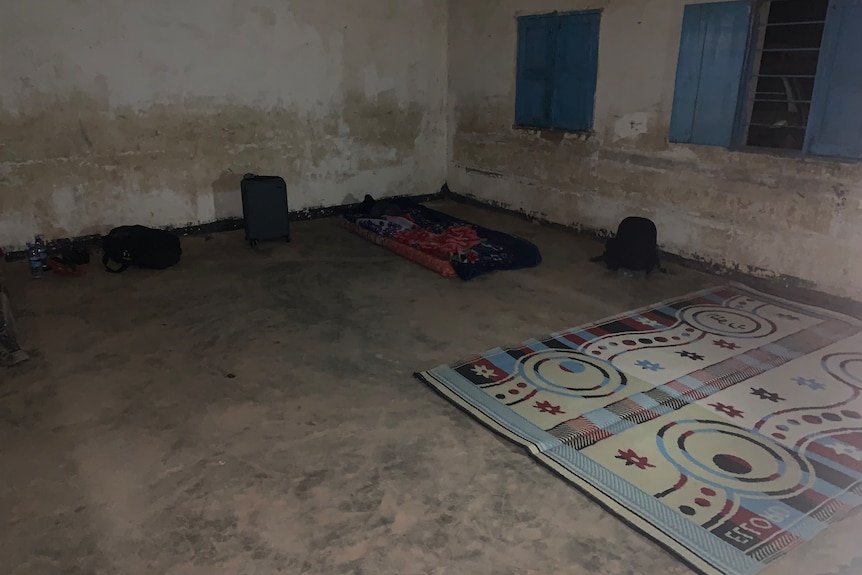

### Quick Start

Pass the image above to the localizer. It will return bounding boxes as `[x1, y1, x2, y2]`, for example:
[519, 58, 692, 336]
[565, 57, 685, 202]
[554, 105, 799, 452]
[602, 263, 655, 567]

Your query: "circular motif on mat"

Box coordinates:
[677, 305, 776, 339]
[823, 353, 862, 390]
[842, 410, 862, 419]
[713, 453, 753, 474]
[514, 349, 627, 398]
[822, 412, 842, 422]
[656, 419, 812, 497]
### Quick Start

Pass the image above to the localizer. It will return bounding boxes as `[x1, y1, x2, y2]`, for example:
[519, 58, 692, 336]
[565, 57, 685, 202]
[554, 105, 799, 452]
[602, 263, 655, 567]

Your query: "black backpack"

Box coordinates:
[102, 225, 182, 273]
[591, 217, 664, 274]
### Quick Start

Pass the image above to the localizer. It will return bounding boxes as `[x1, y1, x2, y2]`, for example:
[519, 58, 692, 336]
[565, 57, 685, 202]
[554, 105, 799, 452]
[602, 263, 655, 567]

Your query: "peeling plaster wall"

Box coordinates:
[0, 0, 446, 247]
[448, 0, 862, 301]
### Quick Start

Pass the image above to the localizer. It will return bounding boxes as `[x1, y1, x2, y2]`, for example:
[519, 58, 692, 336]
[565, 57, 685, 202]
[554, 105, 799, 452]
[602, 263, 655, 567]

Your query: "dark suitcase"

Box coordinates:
[241, 174, 290, 246]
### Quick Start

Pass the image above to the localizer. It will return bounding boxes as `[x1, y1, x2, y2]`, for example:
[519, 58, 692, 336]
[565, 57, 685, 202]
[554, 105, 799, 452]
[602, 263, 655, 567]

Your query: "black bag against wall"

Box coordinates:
[102, 225, 182, 273]
[591, 216, 664, 274]
[241, 174, 290, 246]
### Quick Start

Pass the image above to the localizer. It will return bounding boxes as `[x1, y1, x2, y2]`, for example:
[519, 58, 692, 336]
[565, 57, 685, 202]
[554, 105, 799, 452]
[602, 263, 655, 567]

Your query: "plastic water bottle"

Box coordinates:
[27, 243, 43, 278]
[34, 235, 48, 271]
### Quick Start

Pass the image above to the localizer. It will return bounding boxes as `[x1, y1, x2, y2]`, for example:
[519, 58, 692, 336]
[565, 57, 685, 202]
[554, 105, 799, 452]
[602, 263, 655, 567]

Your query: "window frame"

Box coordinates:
[730, 0, 829, 158]
[669, 0, 862, 162]
[513, 9, 602, 134]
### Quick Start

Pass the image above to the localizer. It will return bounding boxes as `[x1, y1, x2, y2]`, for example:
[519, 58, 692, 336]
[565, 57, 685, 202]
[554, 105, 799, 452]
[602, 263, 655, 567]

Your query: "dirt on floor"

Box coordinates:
[1, 201, 860, 575]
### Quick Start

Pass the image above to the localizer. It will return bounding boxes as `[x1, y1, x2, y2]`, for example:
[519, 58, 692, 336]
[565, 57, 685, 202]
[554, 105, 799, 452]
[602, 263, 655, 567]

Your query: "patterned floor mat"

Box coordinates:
[416, 285, 862, 575]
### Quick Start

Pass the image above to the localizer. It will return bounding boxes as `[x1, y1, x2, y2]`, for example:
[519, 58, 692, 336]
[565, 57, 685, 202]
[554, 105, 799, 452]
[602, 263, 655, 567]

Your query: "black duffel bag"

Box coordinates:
[102, 225, 182, 273]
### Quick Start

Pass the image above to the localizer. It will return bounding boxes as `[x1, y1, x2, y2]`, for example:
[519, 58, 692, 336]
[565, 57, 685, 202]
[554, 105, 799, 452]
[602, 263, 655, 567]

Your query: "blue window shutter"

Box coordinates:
[805, 0, 862, 159]
[515, 15, 557, 128]
[669, 4, 707, 143]
[669, 1, 749, 146]
[552, 12, 600, 132]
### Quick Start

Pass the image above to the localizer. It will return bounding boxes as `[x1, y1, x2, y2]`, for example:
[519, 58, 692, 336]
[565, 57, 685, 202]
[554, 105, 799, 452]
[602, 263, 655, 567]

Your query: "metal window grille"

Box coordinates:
[741, 0, 829, 151]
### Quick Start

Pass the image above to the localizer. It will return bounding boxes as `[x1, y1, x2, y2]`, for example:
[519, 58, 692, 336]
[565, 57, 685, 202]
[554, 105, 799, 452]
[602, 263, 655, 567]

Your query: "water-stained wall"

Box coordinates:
[0, 0, 446, 247]
[448, 0, 862, 301]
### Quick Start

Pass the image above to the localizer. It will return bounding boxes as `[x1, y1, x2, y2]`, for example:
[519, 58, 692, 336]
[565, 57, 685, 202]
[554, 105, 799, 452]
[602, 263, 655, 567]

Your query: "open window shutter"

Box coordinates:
[515, 14, 557, 128]
[669, 1, 749, 146]
[805, 0, 862, 159]
[670, 4, 707, 143]
[552, 12, 600, 132]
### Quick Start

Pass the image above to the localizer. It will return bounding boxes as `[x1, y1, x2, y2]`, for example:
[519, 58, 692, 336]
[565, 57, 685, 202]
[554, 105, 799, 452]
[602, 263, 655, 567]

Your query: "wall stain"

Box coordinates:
[250, 6, 277, 27]
[0, 89, 432, 246]
[449, 102, 862, 299]
[447, 0, 862, 299]
[78, 120, 94, 149]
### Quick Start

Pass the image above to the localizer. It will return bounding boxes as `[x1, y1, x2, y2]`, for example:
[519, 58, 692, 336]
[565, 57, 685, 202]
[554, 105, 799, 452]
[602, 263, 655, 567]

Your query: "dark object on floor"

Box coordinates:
[241, 174, 290, 246]
[47, 256, 87, 277]
[63, 246, 91, 266]
[360, 194, 403, 218]
[102, 225, 182, 273]
[0, 292, 27, 366]
[342, 195, 542, 280]
[591, 216, 664, 274]
[0, 250, 28, 366]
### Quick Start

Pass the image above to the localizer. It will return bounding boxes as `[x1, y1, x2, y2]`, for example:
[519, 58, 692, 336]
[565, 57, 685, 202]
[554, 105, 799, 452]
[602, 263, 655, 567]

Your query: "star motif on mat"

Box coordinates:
[534, 400, 565, 415]
[638, 317, 662, 328]
[826, 441, 862, 461]
[471, 364, 498, 379]
[676, 350, 705, 361]
[793, 376, 826, 391]
[615, 449, 656, 470]
[709, 402, 744, 418]
[751, 387, 785, 403]
[635, 360, 664, 372]
[778, 313, 801, 321]
[713, 339, 740, 350]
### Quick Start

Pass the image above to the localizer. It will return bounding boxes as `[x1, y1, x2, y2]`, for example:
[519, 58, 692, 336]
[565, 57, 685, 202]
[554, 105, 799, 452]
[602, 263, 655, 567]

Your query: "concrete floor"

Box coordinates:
[2, 201, 859, 575]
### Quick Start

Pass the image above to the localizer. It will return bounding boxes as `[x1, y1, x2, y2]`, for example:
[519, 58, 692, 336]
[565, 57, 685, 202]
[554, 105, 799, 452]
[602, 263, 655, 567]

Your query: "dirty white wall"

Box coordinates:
[448, 0, 862, 301]
[0, 0, 446, 247]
